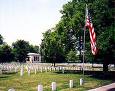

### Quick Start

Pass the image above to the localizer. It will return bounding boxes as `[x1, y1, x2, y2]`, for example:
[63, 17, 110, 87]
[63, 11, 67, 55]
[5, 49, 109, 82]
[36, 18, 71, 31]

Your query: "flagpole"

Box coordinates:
[82, 4, 87, 81]
[83, 26, 85, 79]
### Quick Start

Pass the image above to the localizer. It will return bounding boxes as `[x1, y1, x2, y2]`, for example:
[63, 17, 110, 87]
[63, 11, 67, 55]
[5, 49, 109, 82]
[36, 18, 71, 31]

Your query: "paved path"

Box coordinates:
[88, 83, 115, 91]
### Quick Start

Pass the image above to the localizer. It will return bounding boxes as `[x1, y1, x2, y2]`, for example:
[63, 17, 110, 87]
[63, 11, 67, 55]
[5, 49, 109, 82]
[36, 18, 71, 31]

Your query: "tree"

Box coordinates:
[66, 50, 79, 63]
[96, 25, 115, 72]
[29, 45, 39, 53]
[0, 44, 14, 62]
[40, 29, 66, 65]
[12, 40, 30, 62]
[59, 0, 115, 72]
[0, 34, 4, 45]
[0, 35, 13, 63]
[41, 0, 114, 71]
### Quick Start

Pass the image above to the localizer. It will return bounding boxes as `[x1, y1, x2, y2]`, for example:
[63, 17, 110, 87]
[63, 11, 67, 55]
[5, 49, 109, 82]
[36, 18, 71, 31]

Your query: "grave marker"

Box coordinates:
[51, 82, 56, 91]
[69, 80, 73, 88]
[37, 85, 43, 91]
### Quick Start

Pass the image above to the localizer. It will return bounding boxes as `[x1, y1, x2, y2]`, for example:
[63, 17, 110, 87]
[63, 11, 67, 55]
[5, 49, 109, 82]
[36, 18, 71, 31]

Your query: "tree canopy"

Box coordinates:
[0, 34, 4, 45]
[12, 40, 40, 62]
[0, 44, 14, 62]
[40, 0, 115, 65]
[0, 38, 40, 63]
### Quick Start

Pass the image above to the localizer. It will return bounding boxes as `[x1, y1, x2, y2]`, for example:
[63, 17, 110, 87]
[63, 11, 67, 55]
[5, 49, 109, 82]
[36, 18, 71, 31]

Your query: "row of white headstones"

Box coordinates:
[0, 63, 83, 75]
[20, 65, 75, 76]
[8, 79, 84, 91]
[19, 65, 103, 76]
[37, 79, 84, 91]
[0, 63, 103, 75]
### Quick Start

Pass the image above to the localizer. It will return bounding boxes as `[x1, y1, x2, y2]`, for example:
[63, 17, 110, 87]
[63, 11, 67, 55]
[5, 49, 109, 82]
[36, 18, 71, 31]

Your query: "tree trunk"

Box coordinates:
[103, 63, 108, 72]
[53, 62, 55, 67]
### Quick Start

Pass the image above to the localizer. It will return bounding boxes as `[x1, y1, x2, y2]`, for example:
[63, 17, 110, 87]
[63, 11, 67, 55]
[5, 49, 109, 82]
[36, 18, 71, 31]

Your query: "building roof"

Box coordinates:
[27, 53, 40, 56]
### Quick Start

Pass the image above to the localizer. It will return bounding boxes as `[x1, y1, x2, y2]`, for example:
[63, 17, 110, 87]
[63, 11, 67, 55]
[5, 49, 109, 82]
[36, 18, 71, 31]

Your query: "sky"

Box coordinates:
[0, 0, 71, 46]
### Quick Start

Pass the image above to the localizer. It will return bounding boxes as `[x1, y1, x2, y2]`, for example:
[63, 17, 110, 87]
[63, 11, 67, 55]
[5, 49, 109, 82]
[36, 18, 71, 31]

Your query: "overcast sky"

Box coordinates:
[0, 0, 71, 46]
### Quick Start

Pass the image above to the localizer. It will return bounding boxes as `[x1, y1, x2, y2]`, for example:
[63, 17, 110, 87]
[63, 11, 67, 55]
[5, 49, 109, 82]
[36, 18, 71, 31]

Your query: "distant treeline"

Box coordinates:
[0, 37, 39, 63]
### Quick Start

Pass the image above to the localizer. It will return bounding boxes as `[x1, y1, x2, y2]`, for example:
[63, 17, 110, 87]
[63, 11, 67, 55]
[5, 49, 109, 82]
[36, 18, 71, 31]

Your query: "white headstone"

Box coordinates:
[59, 66, 62, 71]
[9, 66, 12, 72]
[28, 69, 30, 76]
[8, 88, 15, 91]
[37, 85, 43, 91]
[69, 80, 73, 88]
[26, 66, 29, 72]
[35, 68, 37, 74]
[62, 67, 65, 74]
[0, 69, 2, 74]
[45, 67, 47, 72]
[51, 82, 56, 91]
[80, 78, 84, 86]
[53, 67, 55, 71]
[56, 67, 59, 71]
[20, 67, 24, 76]
[40, 67, 43, 73]
[49, 67, 52, 71]
[15, 67, 17, 72]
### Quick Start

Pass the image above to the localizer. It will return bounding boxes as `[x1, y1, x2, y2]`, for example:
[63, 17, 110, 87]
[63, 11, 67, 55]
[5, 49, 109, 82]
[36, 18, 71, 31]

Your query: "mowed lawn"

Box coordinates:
[0, 71, 113, 91]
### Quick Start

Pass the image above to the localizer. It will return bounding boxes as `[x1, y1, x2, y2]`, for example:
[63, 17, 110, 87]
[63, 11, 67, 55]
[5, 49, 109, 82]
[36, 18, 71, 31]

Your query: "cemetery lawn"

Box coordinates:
[0, 71, 113, 91]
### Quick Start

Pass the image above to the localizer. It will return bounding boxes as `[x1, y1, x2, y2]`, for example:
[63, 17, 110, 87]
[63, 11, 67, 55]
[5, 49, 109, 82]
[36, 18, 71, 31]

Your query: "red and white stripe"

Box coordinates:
[85, 13, 97, 55]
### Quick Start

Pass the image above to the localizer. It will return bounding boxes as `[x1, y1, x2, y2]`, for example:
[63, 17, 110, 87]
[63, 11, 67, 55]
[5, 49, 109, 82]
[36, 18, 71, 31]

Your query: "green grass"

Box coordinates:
[0, 71, 113, 91]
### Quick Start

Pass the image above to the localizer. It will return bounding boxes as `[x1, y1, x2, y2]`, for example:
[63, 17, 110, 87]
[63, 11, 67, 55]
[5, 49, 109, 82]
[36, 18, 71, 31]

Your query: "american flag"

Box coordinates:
[85, 6, 97, 55]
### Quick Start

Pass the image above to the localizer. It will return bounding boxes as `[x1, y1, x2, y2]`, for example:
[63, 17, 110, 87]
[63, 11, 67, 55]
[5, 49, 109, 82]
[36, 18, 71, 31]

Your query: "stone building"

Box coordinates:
[26, 53, 41, 63]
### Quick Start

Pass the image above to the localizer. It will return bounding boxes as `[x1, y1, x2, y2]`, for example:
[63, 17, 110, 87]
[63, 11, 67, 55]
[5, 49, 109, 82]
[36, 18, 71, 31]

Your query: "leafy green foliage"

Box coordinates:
[0, 44, 14, 62]
[41, 0, 114, 64]
[12, 40, 40, 62]
[97, 25, 115, 63]
[66, 50, 79, 62]
[0, 34, 4, 45]
[40, 30, 65, 63]
[12, 40, 30, 62]
[29, 45, 39, 53]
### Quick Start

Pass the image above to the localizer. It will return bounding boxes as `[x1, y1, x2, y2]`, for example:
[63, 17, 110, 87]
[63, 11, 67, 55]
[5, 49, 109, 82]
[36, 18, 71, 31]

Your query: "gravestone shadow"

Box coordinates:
[56, 70, 115, 81]
[0, 72, 17, 79]
[107, 88, 115, 91]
